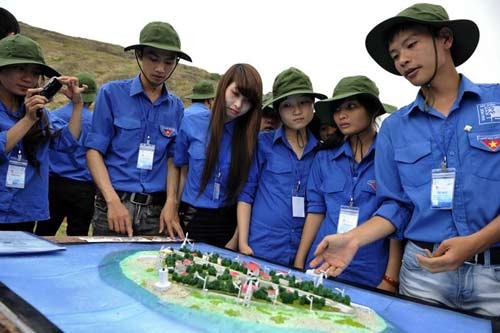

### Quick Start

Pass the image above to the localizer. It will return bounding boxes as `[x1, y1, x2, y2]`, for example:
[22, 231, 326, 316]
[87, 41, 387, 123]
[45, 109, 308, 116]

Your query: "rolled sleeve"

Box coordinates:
[0, 131, 6, 157]
[173, 118, 189, 167]
[306, 154, 327, 214]
[51, 125, 79, 153]
[85, 87, 113, 154]
[238, 147, 262, 204]
[167, 99, 184, 158]
[373, 124, 412, 234]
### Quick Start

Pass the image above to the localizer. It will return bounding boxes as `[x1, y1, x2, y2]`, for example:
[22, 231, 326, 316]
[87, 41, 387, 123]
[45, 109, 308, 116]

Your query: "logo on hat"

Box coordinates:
[478, 134, 500, 152]
[477, 103, 500, 125]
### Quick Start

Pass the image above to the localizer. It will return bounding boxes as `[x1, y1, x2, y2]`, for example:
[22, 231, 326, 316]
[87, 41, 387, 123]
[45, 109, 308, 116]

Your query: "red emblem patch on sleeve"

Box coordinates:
[368, 180, 377, 191]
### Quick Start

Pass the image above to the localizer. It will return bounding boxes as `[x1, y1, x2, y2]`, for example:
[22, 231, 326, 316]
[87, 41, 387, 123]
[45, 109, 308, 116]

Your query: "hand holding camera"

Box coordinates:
[24, 76, 88, 120]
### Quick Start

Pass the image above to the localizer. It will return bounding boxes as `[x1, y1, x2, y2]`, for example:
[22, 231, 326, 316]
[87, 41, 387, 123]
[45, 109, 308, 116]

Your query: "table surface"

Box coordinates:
[0, 238, 493, 333]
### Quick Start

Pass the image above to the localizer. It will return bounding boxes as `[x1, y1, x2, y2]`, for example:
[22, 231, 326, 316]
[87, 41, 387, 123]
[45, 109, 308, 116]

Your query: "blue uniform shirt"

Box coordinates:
[184, 102, 210, 115]
[85, 75, 183, 193]
[305, 138, 389, 287]
[0, 105, 79, 223]
[375, 75, 500, 244]
[174, 109, 235, 208]
[239, 128, 318, 267]
[49, 102, 93, 181]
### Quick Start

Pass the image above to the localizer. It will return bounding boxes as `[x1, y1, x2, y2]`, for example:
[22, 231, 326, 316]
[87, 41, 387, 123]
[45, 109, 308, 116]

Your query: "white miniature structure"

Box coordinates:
[181, 233, 194, 250]
[305, 295, 314, 312]
[194, 271, 208, 292]
[154, 267, 171, 291]
[233, 281, 242, 303]
[305, 269, 327, 287]
[335, 287, 345, 297]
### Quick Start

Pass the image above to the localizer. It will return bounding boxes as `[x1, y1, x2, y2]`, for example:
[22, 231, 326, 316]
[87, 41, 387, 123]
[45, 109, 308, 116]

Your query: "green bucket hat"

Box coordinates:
[124, 21, 192, 62]
[185, 80, 215, 99]
[315, 75, 384, 126]
[365, 3, 479, 75]
[75, 72, 97, 103]
[383, 103, 398, 114]
[0, 34, 59, 77]
[267, 67, 327, 108]
[262, 91, 276, 116]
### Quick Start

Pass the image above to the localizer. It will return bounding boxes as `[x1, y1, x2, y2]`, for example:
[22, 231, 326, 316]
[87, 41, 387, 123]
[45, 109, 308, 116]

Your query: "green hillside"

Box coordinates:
[19, 22, 221, 108]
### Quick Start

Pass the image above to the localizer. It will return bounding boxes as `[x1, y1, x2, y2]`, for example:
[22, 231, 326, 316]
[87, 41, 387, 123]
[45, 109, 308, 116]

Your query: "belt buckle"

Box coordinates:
[465, 253, 479, 266]
[130, 192, 152, 205]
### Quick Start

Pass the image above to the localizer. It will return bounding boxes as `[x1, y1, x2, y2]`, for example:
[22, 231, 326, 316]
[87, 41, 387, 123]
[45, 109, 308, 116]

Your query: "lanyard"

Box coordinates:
[348, 158, 361, 208]
[425, 114, 455, 170]
[138, 97, 159, 143]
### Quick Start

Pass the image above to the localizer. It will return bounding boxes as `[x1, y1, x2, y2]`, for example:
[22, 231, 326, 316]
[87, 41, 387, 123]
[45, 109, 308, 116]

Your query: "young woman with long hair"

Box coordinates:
[174, 63, 262, 248]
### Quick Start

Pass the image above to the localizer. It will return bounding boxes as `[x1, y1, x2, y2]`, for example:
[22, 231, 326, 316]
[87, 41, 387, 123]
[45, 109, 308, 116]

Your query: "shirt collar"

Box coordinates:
[331, 136, 377, 160]
[129, 74, 169, 101]
[273, 126, 319, 155]
[403, 74, 480, 117]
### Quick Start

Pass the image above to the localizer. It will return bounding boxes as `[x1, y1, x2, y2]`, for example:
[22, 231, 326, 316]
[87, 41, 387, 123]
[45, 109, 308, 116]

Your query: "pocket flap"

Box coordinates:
[113, 117, 141, 129]
[395, 141, 432, 163]
[468, 132, 500, 152]
[321, 177, 346, 193]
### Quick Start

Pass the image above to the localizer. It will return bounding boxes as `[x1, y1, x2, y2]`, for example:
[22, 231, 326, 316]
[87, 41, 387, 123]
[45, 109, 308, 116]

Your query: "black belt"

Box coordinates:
[411, 240, 500, 265]
[114, 191, 166, 205]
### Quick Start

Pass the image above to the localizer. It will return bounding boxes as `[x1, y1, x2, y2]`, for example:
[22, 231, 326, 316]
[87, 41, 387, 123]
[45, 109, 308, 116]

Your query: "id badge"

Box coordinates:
[431, 168, 456, 209]
[337, 205, 359, 234]
[213, 182, 221, 200]
[6, 158, 28, 189]
[292, 196, 305, 218]
[137, 143, 155, 170]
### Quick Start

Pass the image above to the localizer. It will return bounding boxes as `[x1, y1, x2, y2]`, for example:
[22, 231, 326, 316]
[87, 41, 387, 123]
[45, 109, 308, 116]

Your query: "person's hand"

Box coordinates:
[24, 87, 48, 121]
[160, 199, 184, 239]
[58, 76, 87, 104]
[309, 233, 360, 277]
[239, 243, 254, 256]
[416, 235, 479, 273]
[106, 199, 133, 237]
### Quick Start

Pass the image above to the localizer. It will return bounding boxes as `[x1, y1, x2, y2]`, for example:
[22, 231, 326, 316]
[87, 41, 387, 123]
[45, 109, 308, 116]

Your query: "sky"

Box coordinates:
[3, 0, 499, 107]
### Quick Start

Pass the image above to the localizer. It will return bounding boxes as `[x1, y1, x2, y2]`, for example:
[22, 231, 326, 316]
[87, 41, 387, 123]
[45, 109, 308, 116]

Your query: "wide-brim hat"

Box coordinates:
[315, 75, 384, 126]
[267, 67, 327, 108]
[365, 3, 479, 75]
[75, 72, 97, 103]
[185, 80, 215, 99]
[383, 103, 398, 113]
[124, 21, 192, 62]
[0, 34, 60, 77]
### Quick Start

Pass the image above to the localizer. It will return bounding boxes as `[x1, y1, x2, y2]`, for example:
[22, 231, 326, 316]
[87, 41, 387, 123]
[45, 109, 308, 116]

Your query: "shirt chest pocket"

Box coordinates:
[394, 141, 433, 187]
[320, 177, 346, 199]
[157, 125, 176, 150]
[113, 117, 142, 151]
[265, 158, 293, 190]
[467, 131, 500, 181]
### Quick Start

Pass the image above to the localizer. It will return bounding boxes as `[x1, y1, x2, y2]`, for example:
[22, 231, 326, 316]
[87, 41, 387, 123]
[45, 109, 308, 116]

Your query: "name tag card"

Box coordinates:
[431, 168, 456, 210]
[137, 143, 155, 170]
[337, 205, 359, 234]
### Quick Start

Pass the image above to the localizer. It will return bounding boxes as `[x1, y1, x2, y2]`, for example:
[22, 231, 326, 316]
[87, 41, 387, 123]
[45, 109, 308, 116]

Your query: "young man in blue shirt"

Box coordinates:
[310, 3, 500, 316]
[35, 73, 97, 236]
[184, 80, 215, 115]
[86, 22, 191, 237]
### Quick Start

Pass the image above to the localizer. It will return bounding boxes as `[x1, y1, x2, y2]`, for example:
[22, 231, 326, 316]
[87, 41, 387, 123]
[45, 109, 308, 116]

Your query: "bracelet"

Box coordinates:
[383, 275, 399, 288]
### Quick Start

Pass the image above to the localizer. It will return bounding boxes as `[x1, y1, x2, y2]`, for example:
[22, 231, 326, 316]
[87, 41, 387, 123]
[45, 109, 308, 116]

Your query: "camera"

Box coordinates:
[36, 77, 62, 118]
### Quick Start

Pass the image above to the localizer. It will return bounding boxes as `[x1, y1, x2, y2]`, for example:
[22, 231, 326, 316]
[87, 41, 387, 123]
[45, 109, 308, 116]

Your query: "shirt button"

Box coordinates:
[449, 151, 455, 157]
